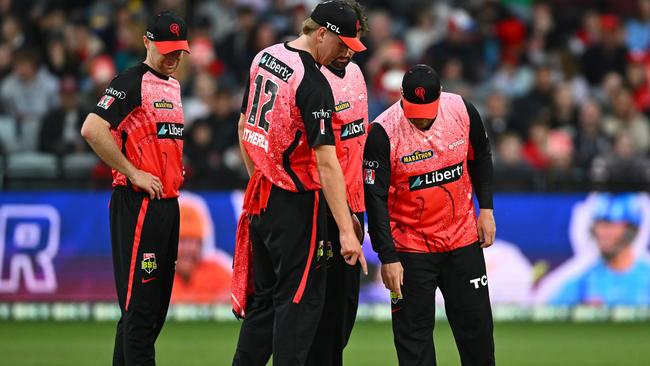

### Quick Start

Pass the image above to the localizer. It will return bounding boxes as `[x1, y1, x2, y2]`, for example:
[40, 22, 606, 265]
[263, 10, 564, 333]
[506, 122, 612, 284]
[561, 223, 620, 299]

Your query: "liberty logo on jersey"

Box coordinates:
[141, 253, 157, 274]
[340, 119, 365, 140]
[156, 122, 184, 139]
[259, 52, 294, 82]
[401, 150, 434, 164]
[408, 161, 463, 191]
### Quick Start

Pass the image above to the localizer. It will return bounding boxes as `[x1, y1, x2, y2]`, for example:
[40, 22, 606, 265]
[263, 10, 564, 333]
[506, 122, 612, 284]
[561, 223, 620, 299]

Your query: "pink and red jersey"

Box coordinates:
[241, 43, 336, 192]
[374, 92, 478, 253]
[93, 63, 185, 198]
[321, 62, 368, 213]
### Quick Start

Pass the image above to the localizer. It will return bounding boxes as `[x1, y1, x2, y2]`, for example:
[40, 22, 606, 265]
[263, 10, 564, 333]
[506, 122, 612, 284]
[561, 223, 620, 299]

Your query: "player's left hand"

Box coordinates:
[477, 209, 496, 248]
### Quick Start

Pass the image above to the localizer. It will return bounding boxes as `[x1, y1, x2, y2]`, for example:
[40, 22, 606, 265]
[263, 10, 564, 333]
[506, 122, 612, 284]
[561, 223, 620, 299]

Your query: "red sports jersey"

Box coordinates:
[375, 92, 478, 253]
[241, 43, 335, 192]
[322, 62, 368, 212]
[94, 63, 185, 198]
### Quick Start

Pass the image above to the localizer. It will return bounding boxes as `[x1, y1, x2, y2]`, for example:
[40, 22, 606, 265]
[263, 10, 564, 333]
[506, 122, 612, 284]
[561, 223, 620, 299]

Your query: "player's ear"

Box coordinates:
[316, 27, 327, 43]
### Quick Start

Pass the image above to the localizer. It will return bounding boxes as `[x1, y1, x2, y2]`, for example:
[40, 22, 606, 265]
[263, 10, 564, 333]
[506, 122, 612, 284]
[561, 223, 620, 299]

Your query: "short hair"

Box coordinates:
[342, 0, 369, 36]
[301, 17, 321, 36]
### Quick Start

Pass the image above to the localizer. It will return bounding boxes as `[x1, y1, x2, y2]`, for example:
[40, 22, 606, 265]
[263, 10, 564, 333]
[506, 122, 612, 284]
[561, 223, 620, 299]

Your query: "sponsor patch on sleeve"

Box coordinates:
[97, 95, 115, 110]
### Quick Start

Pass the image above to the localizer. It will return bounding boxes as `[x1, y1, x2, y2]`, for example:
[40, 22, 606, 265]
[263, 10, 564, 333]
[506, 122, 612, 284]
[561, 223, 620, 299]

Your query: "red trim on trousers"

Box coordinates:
[292, 192, 319, 303]
[125, 197, 149, 311]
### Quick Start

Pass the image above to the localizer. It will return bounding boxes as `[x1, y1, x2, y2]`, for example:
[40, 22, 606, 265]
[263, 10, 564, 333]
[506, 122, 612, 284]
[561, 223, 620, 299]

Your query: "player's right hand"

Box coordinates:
[340, 231, 368, 275]
[129, 169, 164, 200]
[381, 261, 404, 299]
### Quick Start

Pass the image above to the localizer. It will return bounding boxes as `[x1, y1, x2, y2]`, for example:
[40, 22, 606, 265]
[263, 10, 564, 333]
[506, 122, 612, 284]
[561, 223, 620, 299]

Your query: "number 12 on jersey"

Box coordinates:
[247, 74, 279, 133]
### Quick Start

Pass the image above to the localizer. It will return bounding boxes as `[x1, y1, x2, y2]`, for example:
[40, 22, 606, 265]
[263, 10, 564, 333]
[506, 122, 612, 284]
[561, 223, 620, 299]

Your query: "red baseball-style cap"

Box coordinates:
[146, 11, 191, 54]
[310, 1, 366, 52]
[401, 64, 441, 119]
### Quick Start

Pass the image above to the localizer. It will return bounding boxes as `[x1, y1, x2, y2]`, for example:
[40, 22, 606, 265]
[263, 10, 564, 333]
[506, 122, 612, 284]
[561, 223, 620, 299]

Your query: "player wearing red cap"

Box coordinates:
[364, 64, 496, 366]
[81, 11, 190, 366]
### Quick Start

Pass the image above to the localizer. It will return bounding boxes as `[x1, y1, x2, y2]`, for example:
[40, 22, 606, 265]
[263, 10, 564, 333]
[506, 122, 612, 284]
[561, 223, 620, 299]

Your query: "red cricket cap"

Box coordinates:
[146, 11, 191, 54]
[401, 64, 441, 119]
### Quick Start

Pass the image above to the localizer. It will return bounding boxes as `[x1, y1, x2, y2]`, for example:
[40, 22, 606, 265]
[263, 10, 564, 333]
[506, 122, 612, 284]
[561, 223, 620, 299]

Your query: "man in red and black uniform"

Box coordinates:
[231, 2, 367, 365]
[81, 11, 190, 366]
[364, 64, 496, 366]
[306, 2, 368, 365]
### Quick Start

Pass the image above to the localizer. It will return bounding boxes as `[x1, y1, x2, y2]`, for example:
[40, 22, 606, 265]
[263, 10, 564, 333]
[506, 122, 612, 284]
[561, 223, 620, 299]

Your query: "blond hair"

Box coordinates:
[301, 17, 321, 36]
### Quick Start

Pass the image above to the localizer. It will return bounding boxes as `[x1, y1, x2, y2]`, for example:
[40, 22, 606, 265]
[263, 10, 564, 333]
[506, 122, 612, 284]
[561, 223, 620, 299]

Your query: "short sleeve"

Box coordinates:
[296, 73, 336, 147]
[93, 71, 142, 129]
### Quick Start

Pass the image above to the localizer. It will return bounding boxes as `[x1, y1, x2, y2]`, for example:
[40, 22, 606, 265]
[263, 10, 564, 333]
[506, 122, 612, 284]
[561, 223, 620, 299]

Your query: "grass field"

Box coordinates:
[1, 321, 648, 365]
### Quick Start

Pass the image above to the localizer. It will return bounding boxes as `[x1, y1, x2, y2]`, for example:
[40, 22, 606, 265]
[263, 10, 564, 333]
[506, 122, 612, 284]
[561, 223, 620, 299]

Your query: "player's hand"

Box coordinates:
[381, 261, 404, 298]
[477, 209, 496, 248]
[340, 230, 368, 275]
[129, 169, 163, 200]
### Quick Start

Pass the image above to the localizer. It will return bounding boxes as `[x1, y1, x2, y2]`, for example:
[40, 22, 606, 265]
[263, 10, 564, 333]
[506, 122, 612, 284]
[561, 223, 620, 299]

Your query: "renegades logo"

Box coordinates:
[408, 162, 464, 191]
[141, 253, 157, 274]
[156, 122, 184, 139]
[401, 150, 434, 164]
[340, 119, 365, 141]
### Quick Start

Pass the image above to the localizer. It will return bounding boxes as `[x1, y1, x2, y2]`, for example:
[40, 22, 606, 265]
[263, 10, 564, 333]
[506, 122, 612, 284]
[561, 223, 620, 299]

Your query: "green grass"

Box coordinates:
[1, 321, 648, 365]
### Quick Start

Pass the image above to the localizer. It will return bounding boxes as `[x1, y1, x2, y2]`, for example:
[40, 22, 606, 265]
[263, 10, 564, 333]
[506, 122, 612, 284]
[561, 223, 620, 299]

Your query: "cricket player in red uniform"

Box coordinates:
[231, 2, 367, 365]
[306, 2, 368, 365]
[364, 64, 496, 366]
[81, 11, 190, 366]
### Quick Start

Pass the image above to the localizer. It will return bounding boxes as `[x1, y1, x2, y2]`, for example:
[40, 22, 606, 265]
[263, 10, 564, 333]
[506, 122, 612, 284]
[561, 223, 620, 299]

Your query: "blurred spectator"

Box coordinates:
[183, 71, 217, 125]
[544, 130, 586, 191]
[368, 67, 404, 120]
[603, 88, 650, 153]
[44, 35, 77, 77]
[522, 121, 551, 170]
[493, 133, 536, 191]
[581, 14, 628, 85]
[404, 9, 439, 62]
[549, 83, 579, 131]
[625, 60, 650, 114]
[216, 5, 257, 80]
[38, 76, 89, 156]
[509, 63, 555, 137]
[573, 98, 611, 170]
[440, 57, 471, 97]
[1, 15, 26, 49]
[482, 91, 511, 142]
[590, 131, 650, 191]
[625, 0, 650, 58]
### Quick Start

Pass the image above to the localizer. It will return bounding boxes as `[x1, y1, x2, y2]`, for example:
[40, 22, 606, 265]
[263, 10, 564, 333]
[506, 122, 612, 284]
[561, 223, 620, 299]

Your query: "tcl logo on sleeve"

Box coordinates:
[156, 123, 184, 139]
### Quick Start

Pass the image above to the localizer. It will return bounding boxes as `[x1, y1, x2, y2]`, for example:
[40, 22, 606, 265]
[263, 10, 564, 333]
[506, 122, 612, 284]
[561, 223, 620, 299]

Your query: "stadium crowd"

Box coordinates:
[1, 0, 650, 191]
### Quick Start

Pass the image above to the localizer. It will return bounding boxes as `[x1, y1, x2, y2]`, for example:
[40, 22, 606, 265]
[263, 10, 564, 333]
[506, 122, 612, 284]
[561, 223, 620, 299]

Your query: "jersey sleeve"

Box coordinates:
[464, 98, 494, 210]
[296, 73, 336, 147]
[363, 123, 399, 264]
[93, 72, 142, 129]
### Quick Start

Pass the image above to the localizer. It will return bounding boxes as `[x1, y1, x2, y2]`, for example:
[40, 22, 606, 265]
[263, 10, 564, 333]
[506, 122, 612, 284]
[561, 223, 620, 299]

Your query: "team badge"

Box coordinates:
[364, 168, 375, 185]
[141, 253, 158, 274]
[97, 95, 115, 110]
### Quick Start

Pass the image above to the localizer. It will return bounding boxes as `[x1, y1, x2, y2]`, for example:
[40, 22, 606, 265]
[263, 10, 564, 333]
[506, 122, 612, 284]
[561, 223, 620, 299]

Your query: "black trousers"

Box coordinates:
[110, 187, 180, 366]
[233, 186, 328, 366]
[391, 242, 495, 366]
[306, 212, 363, 366]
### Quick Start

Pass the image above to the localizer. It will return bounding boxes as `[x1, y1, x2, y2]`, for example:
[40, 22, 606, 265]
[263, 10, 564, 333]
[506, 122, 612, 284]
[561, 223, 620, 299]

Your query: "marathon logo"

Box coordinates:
[153, 100, 174, 109]
[335, 100, 351, 112]
[340, 119, 365, 141]
[156, 122, 184, 139]
[408, 162, 464, 191]
[401, 150, 434, 164]
[259, 52, 294, 82]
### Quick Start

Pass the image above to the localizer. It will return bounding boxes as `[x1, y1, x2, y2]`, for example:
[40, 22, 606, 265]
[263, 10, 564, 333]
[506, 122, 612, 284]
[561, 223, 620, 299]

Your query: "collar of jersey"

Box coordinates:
[326, 64, 346, 78]
[141, 63, 171, 80]
[283, 42, 322, 68]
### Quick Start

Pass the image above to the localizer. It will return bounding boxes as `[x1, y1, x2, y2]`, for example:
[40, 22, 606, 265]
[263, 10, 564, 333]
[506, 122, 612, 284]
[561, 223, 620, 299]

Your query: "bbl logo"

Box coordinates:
[141, 253, 158, 274]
